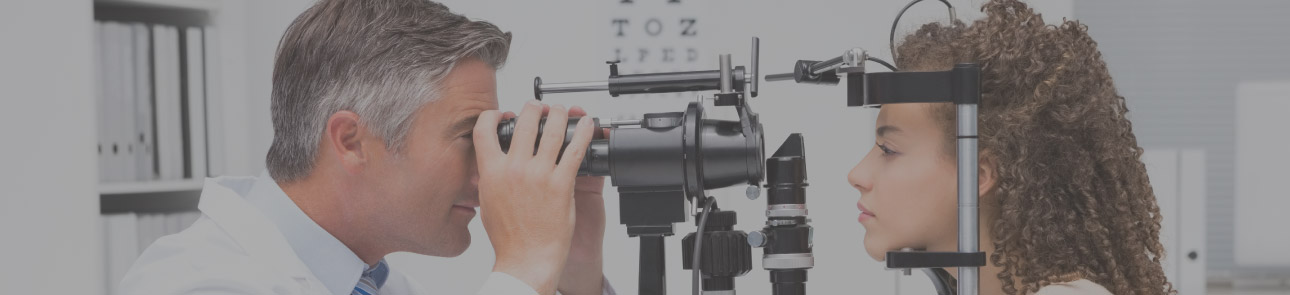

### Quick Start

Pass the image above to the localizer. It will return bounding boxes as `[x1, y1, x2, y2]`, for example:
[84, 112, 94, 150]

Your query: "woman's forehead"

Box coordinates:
[876, 104, 940, 134]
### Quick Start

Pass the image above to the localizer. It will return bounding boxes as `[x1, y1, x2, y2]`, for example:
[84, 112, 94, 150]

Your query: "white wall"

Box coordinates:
[0, 0, 104, 293]
[195, 0, 1071, 294]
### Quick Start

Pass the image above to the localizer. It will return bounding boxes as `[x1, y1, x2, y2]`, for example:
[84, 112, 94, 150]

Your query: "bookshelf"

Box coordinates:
[93, 0, 222, 213]
[88, 0, 250, 294]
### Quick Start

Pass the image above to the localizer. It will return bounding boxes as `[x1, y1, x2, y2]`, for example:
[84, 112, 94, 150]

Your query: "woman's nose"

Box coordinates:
[849, 152, 876, 194]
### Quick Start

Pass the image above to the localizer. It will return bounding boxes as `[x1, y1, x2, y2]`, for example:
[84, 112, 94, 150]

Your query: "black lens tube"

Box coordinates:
[496, 117, 608, 176]
[751, 134, 813, 295]
[493, 103, 763, 190]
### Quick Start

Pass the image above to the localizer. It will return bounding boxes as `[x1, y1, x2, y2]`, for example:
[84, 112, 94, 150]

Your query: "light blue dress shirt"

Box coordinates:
[244, 173, 370, 295]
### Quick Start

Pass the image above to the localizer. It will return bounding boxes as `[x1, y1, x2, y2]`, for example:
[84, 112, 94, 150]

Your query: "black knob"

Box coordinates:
[1188, 251, 1198, 261]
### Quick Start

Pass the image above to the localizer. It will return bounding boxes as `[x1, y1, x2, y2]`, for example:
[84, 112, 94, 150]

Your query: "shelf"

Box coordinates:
[100, 180, 204, 213]
[101, 190, 201, 214]
[94, 0, 212, 27]
[95, 0, 218, 11]
[99, 179, 204, 195]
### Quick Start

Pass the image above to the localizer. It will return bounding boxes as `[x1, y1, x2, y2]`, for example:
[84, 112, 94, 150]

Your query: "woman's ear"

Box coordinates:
[978, 150, 999, 198]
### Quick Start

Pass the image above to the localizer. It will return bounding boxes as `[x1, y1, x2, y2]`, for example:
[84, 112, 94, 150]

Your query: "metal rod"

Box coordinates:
[537, 80, 609, 94]
[957, 103, 979, 295]
[809, 56, 844, 75]
[765, 73, 795, 82]
[750, 37, 760, 96]
[719, 54, 733, 93]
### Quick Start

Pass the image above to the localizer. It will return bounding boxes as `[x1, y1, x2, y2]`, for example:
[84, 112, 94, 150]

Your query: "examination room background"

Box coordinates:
[2, 0, 1288, 294]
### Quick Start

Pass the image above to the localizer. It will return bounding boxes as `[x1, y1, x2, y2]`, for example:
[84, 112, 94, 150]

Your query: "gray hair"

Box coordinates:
[267, 0, 511, 182]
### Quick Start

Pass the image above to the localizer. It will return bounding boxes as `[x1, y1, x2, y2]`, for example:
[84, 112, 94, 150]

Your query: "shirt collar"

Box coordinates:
[363, 259, 391, 289]
[245, 172, 369, 295]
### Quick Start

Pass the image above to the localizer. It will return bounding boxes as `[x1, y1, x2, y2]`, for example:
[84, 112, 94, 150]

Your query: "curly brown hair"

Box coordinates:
[893, 0, 1174, 294]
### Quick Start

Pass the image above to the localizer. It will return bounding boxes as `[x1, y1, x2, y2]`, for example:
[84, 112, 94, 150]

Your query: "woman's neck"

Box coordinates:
[933, 213, 1006, 295]
[940, 244, 1006, 295]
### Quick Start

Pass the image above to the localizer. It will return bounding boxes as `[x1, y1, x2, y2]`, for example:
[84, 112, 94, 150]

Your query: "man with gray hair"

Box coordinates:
[120, 0, 614, 294]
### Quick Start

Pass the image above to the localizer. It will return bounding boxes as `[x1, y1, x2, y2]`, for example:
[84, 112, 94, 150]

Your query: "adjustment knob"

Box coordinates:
[748, 231, 767, 248]
[682, 230, 753, 278]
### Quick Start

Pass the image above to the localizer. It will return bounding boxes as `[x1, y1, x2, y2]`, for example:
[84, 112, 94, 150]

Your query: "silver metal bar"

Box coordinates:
[537, 80, 609, 94]
[809, 55, 844, 75]
[762, 253, 814, 269]
[750, 37, 760, 95]
[764, 73, 795, 82]
[719, 54, 733, 93]
[947, 4, 958, 23]
[609, 119, 642, 127]
[957, 104, 979, 295]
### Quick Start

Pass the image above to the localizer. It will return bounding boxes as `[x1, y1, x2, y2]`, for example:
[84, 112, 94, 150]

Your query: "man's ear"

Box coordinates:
[325, 110, 366, 175]
[978, 150, 999, 198]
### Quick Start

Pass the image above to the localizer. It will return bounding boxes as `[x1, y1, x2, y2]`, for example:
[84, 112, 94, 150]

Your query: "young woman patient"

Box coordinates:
[847, 0, 1173, 294]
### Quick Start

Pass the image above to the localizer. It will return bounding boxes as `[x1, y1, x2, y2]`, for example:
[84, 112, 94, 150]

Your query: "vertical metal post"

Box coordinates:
[719, 54, 733, 93]
[956, 104, 979, 295]
[640, 235, 667, 295]
[750, 38, 760, 96]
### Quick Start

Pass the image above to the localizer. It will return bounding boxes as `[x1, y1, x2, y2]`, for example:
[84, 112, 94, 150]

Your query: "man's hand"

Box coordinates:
[473, 100, 597, 295]
[557, 107, 609, 295]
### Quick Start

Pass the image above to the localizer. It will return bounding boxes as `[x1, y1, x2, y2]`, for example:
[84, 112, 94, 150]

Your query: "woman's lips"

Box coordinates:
[857, 202, 876, 222]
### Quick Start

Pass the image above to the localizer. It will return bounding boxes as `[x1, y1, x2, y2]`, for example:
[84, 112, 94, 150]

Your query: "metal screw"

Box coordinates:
[900, 248, 914, 276]
[747, 231, 767, 248]
[746, 185, 760, 200]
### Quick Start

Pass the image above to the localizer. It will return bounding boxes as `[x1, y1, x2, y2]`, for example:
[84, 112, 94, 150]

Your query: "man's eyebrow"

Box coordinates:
[876, 125, 902, 137]
[451, 114, 481, 134]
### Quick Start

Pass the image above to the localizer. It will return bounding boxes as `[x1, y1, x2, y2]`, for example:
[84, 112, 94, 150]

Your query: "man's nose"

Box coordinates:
[469, 168, 480, 188]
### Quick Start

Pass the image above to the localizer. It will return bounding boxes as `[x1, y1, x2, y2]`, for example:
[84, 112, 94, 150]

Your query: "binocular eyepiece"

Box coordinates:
[496, 117, 610, 176]
[494, 103, 765, 194]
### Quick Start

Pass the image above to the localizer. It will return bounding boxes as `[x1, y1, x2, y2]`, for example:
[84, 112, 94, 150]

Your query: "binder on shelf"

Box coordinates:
[105, 22, 123, 182]
[96, 21, 110, 183]
[151, 24, 167, 181]
[95, 22, 221, 186]
[117, 22, 138, 182]
[184, 27, 207, 180]
[154, 25, 183, 181]
[103, 212, 139, 294]
[137, 213, 160, 252]
[161, 212, 175, 237]
[166, 25, 180, 181]
[133, 23, 156, 181]
[204, 26, 224, 177]
[117, 22, 134, 182]
[167, 25, 184, 181]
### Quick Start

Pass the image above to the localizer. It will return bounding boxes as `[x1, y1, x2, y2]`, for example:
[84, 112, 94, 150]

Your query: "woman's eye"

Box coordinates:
[461, 132, 474, 139]
[877, 143, 897, 156]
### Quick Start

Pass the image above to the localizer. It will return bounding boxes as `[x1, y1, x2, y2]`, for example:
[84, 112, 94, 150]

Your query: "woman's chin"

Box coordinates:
[861, 236, 886, 261]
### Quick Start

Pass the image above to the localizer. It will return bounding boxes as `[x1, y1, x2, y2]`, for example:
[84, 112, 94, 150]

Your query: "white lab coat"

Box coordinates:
[119, 177, 430, 295]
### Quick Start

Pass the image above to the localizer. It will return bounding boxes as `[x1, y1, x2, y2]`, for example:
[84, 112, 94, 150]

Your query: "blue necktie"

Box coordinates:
[352, 259, 389, 295]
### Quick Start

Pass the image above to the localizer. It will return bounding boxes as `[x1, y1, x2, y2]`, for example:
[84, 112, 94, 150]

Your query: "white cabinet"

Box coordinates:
[1144, 149, 1208, 294]
[1235, 81, 1290, 269]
